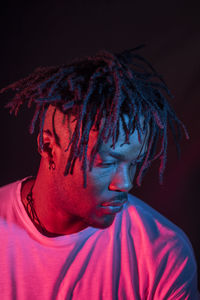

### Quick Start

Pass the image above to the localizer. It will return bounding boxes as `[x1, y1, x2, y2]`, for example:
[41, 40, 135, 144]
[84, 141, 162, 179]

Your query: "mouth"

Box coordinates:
[100, 196, 128, 214]
[101, 199, 127, 207]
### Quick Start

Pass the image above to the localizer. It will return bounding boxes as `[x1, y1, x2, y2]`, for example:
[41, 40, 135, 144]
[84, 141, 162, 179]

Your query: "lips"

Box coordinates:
[100, 201, 126, 215]
[100, 195, 128, 215]
[101, 199, 127, 207]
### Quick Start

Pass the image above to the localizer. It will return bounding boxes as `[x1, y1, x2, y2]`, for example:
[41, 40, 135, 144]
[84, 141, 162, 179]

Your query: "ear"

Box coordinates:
[37, 130, 60, 161]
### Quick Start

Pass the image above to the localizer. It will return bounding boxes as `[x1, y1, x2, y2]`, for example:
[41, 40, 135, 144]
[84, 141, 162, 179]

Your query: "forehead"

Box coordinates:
[90, 114, 149, 160]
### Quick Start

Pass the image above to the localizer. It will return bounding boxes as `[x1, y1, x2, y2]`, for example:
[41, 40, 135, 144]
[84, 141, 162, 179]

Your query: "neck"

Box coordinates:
[21, 177, 60, 237]
[21, 168, 87, 237]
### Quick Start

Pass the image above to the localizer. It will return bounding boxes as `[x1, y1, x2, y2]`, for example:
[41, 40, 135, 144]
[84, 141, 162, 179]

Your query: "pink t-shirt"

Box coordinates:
[0, 179, 198, 299]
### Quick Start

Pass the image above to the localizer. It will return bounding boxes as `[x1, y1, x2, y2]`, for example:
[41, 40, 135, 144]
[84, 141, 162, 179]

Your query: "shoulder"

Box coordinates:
[121, 194, 199, 298]
[0, 180, 20, 197]
[0, 181, 24, 246]
[0, 180, 20, 208]
[124, 193, 195, 258]
[0, 179, 25, 221]
[125, 193, 192, 247]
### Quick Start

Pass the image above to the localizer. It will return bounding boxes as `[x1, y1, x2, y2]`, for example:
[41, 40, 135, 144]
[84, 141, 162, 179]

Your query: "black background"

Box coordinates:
[1, 0, 200, 289]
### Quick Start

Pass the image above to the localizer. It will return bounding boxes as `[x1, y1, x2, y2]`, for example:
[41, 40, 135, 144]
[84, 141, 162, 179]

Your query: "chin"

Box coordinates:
[85, 214, 116, 229]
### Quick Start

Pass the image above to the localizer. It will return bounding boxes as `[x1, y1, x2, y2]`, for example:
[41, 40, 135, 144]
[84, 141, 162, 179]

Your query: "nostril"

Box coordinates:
[109, 180, 133, 193]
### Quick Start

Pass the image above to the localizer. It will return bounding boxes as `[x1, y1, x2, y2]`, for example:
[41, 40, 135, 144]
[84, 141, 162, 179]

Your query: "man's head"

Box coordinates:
[37, 105, 149, 229]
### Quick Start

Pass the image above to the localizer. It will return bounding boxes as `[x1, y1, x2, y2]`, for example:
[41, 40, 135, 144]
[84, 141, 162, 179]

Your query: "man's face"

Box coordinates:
[51, 113, 148, 231]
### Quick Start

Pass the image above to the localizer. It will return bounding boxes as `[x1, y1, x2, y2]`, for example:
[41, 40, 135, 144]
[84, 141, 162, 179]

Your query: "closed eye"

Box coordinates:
[97, 162, 117, 168]
[96, 154, 146, 169]
[131, 158, 144, 165]
[98, 160, 143, 169]
[130, 157, 145, 168]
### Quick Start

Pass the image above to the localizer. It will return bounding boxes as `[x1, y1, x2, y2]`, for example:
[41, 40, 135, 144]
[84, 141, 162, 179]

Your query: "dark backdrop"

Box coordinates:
[0, 0, 199, 289]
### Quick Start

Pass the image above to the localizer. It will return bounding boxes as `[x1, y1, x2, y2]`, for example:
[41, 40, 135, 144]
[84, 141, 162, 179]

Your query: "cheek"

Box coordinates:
[86, 168, 113, 194]
[57, 152, 113, 198]
[87, 174, 108, 194]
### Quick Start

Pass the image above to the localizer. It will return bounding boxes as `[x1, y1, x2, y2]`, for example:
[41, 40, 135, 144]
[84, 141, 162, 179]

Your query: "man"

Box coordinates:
[0, 48, 199, 299]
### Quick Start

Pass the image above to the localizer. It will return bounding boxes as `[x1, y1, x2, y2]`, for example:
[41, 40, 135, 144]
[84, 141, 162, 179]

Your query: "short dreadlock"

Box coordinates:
[0, 46, 189, 187]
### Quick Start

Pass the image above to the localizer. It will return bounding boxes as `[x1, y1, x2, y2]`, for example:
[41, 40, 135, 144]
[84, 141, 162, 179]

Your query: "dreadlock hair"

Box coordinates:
[0, 46, 189, 187]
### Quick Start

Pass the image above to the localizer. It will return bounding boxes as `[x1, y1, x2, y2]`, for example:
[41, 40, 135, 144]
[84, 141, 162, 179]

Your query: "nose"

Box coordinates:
[108, 164, 134, 193]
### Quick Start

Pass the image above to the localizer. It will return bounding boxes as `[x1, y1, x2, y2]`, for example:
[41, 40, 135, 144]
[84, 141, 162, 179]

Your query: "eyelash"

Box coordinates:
[97, 162, 116, 168]
[98, 160, 143, 168]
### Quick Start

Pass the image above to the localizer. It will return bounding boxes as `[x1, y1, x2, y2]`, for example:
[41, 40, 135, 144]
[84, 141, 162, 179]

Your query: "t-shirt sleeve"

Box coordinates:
[152, 232, 199, 299]
[126, 196, 199, 299]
